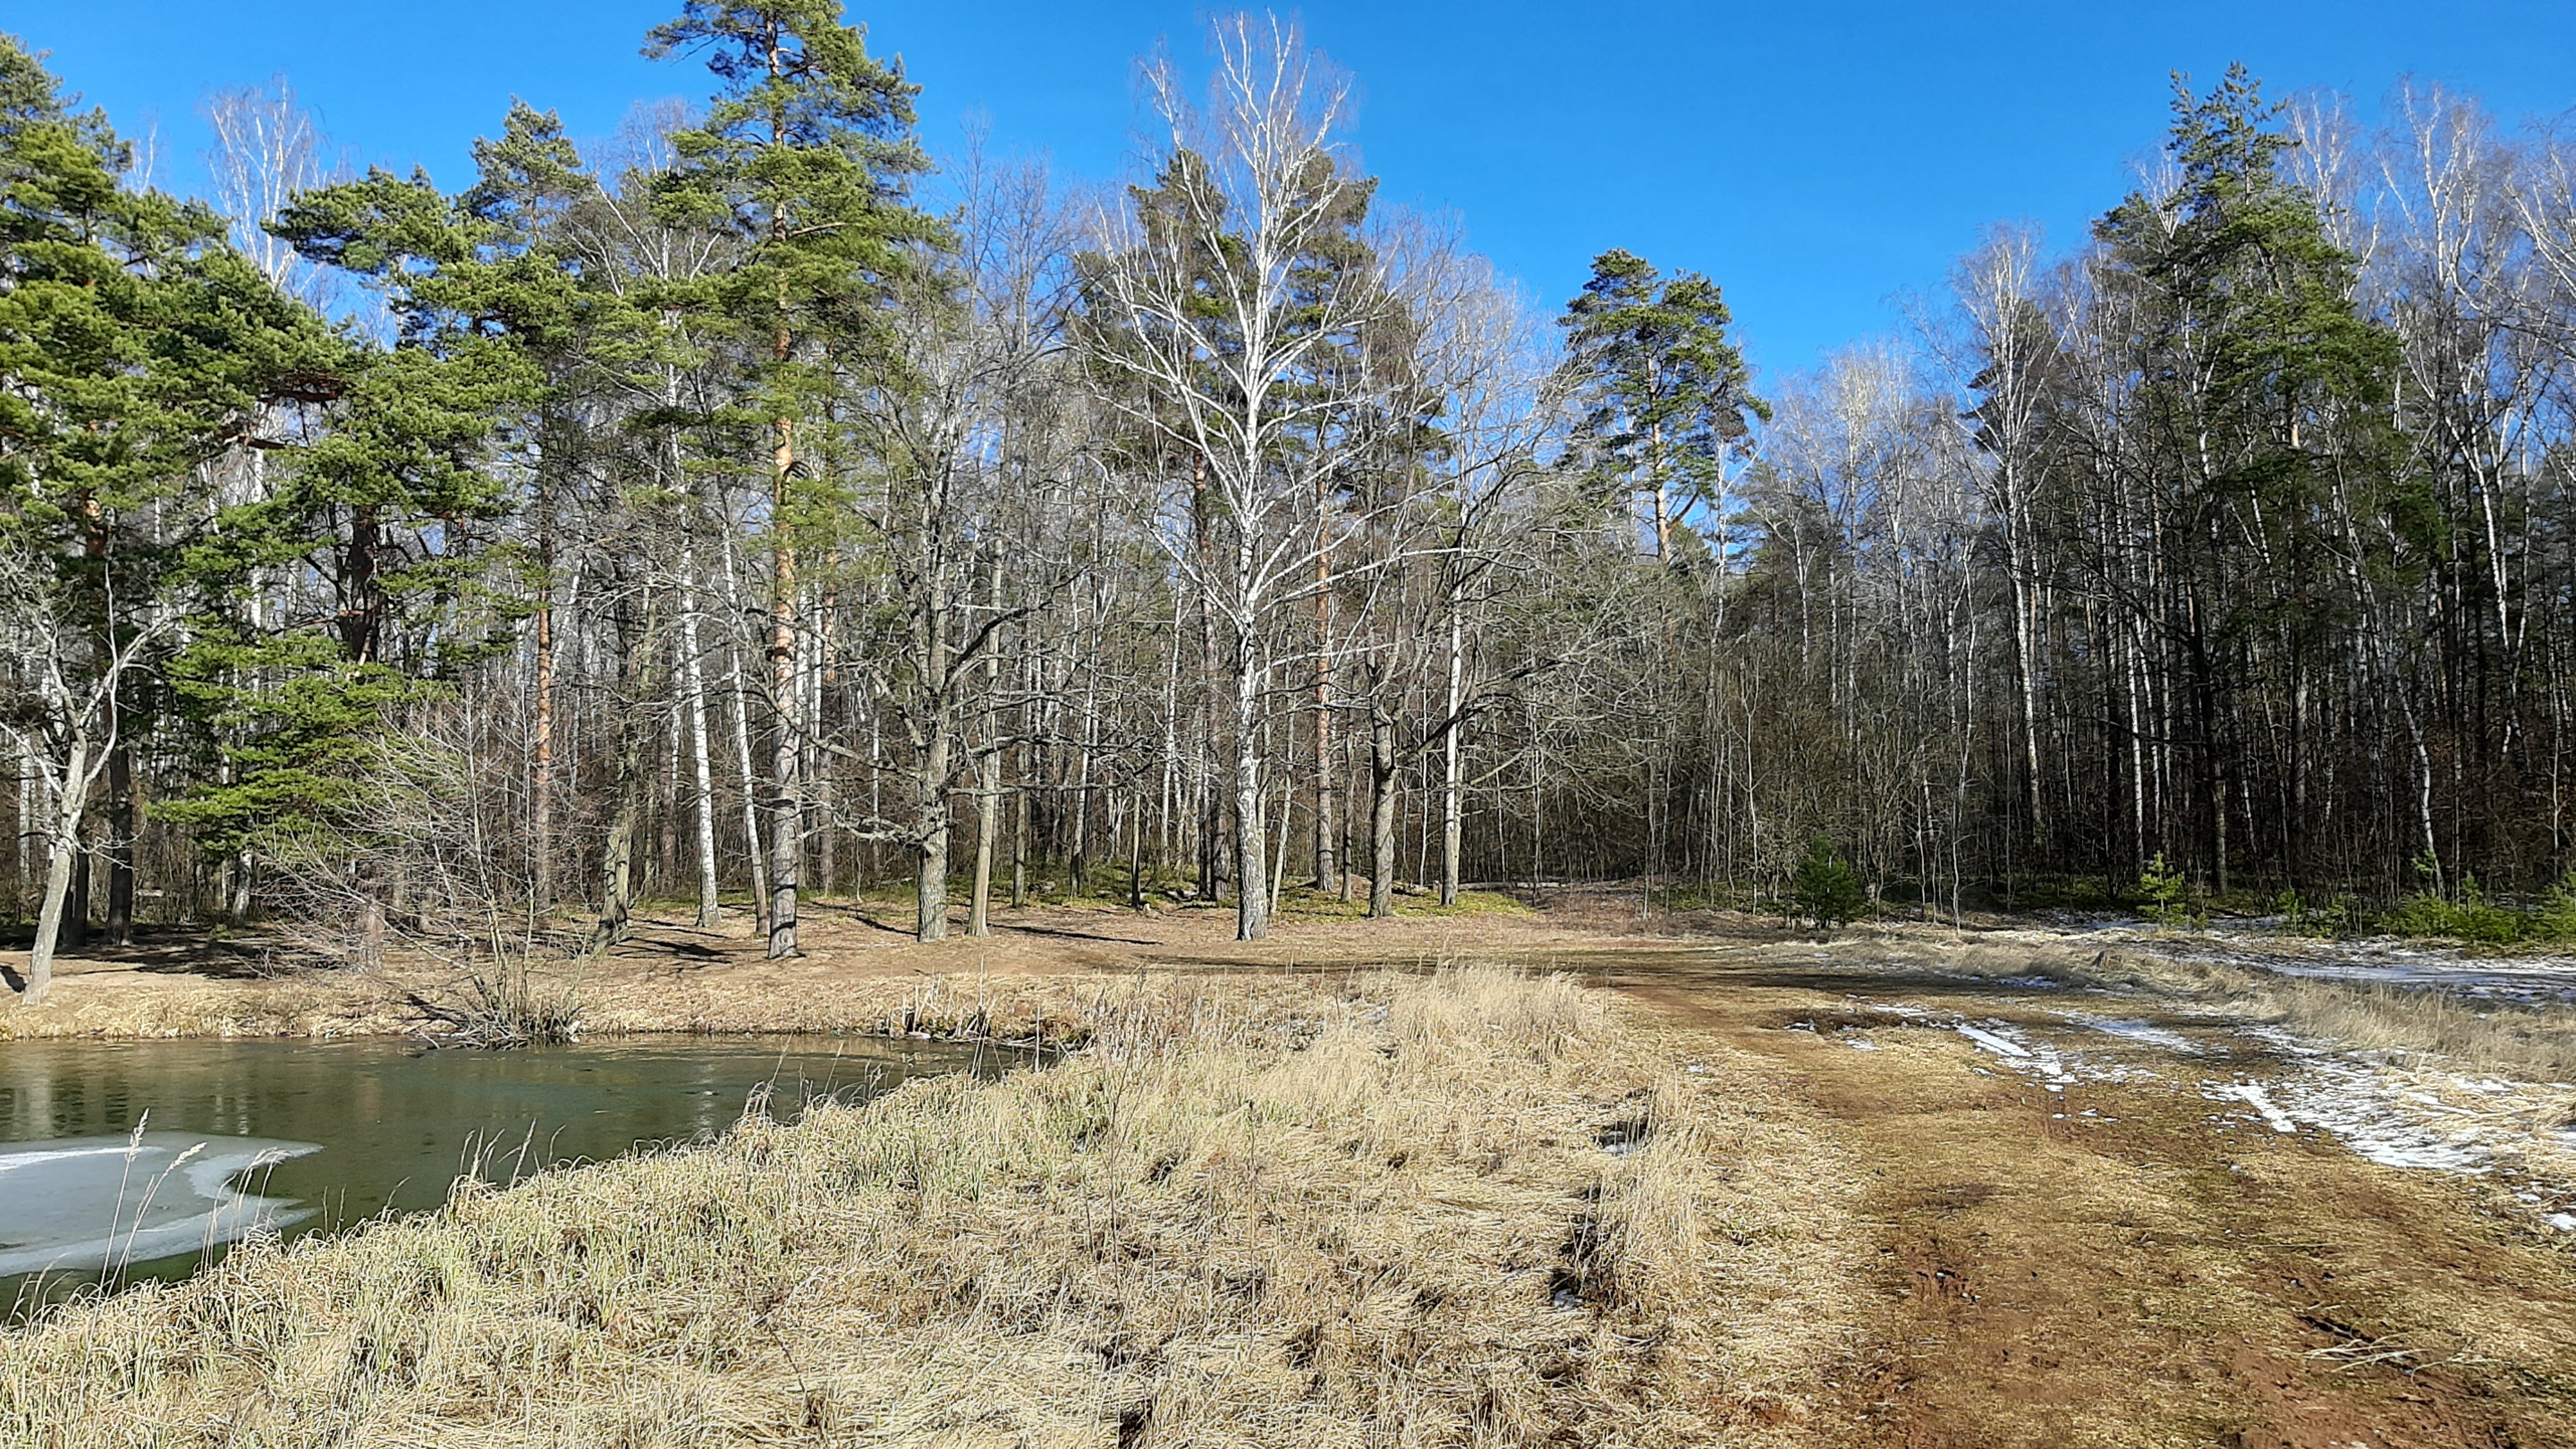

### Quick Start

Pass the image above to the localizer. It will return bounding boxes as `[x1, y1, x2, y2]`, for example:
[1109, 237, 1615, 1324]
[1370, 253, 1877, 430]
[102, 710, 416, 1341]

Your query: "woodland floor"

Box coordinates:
[6, 889, 2576, 1445]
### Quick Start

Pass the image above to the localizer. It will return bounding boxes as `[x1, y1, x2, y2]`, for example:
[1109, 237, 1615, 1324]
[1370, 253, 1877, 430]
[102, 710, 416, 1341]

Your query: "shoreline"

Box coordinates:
[0, 964, 1870, 1446]
[0, 893, 1649, 1045]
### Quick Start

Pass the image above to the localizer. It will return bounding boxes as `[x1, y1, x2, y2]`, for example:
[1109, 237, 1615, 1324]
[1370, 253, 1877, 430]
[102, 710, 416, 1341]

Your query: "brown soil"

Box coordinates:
[1603, 942, 2576, 1449]
[9, 891, 2575, 1444]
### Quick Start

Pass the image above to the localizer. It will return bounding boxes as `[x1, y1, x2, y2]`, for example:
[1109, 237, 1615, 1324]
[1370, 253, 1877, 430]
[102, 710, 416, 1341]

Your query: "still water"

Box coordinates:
[0, 1034, 1014, 1296]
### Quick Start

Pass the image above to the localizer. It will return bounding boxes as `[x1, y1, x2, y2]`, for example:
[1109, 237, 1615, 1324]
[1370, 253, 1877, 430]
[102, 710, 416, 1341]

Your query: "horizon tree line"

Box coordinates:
[6, 5, 2576, 1005]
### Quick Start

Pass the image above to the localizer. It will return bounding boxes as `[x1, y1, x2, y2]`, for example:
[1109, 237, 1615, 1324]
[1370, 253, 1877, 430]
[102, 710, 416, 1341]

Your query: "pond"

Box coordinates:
[0, 1033, 1022, 1306]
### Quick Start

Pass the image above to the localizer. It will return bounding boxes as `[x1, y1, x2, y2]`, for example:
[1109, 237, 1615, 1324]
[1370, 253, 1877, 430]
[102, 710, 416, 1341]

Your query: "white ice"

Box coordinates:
[1955, 1023, 2029, 1058]
[2227, 1083, 2298, 1134]
[2060, 1014, 2197, 1054]
[0, 1133, 318, 1278]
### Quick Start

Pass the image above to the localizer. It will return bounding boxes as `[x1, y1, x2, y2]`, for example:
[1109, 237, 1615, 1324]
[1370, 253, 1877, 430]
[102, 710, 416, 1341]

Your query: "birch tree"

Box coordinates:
[1078, 15, 1406, 940]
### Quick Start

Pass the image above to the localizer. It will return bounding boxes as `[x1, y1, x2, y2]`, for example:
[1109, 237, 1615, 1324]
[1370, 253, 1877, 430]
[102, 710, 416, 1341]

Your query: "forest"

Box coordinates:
[6, 1, 2576, 1006]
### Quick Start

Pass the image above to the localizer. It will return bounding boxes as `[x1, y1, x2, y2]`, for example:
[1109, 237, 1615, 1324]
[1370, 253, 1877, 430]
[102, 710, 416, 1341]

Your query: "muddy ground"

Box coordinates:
[1598, 940, 2576, 1448]
[7, 890, 2576, 1444]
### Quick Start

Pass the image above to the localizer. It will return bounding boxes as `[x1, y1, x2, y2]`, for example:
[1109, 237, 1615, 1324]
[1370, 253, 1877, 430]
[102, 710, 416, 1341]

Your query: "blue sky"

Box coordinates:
[10, 1, 2574, 375]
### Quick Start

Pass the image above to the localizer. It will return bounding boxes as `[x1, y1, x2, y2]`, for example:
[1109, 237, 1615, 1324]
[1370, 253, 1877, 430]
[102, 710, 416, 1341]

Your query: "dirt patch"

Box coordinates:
[1616, 946, 2576, 1448]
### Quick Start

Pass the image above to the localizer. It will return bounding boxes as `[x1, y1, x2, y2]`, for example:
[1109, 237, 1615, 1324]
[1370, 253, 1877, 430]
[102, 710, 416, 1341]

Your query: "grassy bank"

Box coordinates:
[0, 961, 1102, 1046]
[0, 965, 1862, 1446]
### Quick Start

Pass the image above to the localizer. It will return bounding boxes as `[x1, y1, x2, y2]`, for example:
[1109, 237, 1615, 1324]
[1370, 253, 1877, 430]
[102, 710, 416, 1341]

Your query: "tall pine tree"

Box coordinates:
[647, 0, 939, 957]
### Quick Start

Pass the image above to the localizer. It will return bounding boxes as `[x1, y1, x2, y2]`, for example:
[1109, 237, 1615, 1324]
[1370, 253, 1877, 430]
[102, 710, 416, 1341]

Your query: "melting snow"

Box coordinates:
[2060, 1014, 2198, 1053]
[2224, 1083, 2298, 1134]
[1955, 1024, 2029, 1058]
[2264, 1061, 2497, 1173]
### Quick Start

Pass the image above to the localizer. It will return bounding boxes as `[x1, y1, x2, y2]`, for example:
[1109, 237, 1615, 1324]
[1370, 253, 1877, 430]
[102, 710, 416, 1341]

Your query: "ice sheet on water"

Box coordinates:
[0, 1133, 318, 1278]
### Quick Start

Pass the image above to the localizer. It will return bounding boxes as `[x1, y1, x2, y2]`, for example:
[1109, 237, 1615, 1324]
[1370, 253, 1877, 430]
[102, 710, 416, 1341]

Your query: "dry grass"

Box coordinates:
[0, 955, 1192, 1049]
[2249, 976, 2576, 1079]
[0, 965, 1864, 1447]
[0, 974, 401, 1041]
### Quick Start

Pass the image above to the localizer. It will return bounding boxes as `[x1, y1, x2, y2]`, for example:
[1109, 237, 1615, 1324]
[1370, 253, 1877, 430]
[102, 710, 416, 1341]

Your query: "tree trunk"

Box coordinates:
[811, 592, 837, 899]
[532, 536, 554, 911]
[721, 545, 772, 937]
[1313, 475, 1338, 891]
[1441, 612, 1464, 907]
[1127, 786, 1148, 909]
[1010, 771, 1029, 909]
[969, 747, 1000, 936]
[1233, 653, 1268, 941]
[767, 618, 800, 960]
[104, 743, 135, 945]
[1193, 454, 1222, 904]
[682, 583, 723, 929]
[1070, 681, 1095, 893]
[656, 700, 682, 896]
[1370, 713, 1398, 919]
[594, 718, 647, 951]
[915, 721, 951, 943]
[20, 737, 88, 1006]
[63, 833, 90, 953]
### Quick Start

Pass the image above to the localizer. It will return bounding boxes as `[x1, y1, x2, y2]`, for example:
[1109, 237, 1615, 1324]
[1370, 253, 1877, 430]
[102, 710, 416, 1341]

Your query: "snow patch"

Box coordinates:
[2060, 1014, 2198, 1054]
[1955, 1023, 2029, 1058]
[2228, 1083, 2298, 1134]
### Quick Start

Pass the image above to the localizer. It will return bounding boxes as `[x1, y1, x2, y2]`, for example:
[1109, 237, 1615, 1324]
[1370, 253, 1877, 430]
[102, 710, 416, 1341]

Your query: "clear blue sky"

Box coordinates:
[10, 1, 2573, 375]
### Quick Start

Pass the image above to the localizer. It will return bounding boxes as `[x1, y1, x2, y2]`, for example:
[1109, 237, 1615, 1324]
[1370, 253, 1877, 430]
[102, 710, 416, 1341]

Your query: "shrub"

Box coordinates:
[2138, 853, 2188, 929]
[2533, 869, 2576, 944]
[2380, 873, 2527, 945]
[1792, 835, 1868, 930]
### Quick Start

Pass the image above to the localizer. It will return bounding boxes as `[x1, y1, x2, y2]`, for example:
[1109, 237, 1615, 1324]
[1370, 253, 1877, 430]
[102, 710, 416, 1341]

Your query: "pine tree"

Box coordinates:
[1557, 250, 1766, 560]
[2091, 66, 2401, 896]
[176, 108, 580, 871]
[0, 33, 325, 998]
[648, 0, 940, 958]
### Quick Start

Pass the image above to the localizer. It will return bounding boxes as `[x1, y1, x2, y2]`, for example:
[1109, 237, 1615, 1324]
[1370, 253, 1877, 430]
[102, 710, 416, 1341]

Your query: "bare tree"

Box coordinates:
[202, 78, 340, 309]
[1081, 15, 1411, 940]
[0, 551, 163, 1007]
[824, 151, 1086, 942]
[260, 708, 582, 1047]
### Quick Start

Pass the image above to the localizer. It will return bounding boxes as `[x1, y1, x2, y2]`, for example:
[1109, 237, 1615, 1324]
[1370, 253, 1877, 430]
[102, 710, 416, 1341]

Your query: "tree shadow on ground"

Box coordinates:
[0, 925, 276, 981]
